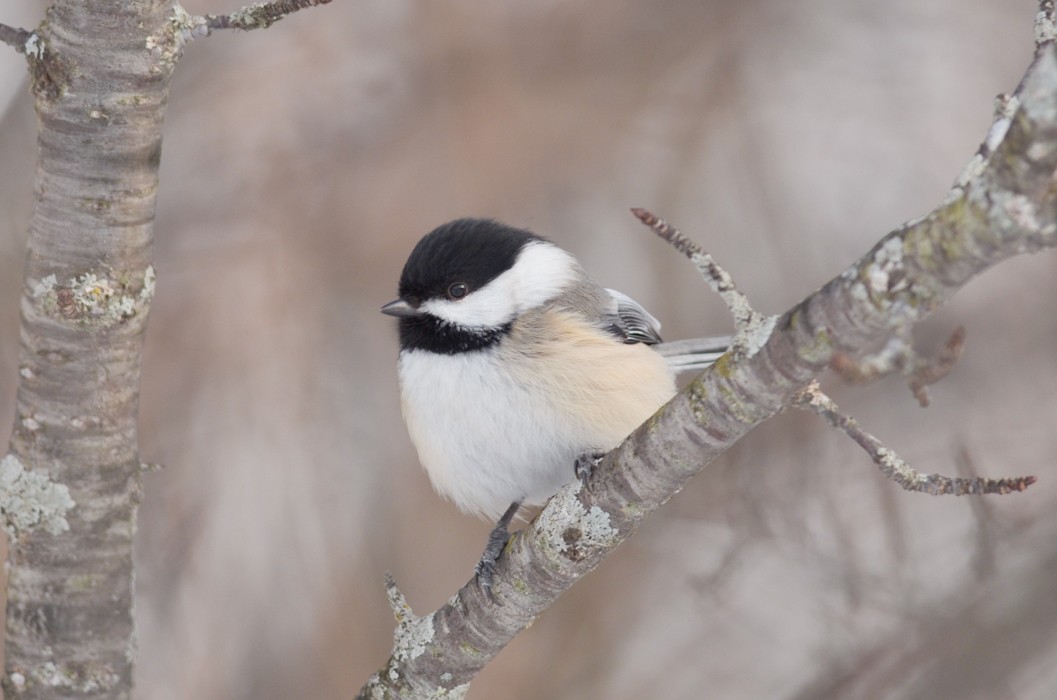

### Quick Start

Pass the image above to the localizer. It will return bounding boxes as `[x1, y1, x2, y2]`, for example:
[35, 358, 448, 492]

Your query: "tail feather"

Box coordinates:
[656, 335, 730, 373]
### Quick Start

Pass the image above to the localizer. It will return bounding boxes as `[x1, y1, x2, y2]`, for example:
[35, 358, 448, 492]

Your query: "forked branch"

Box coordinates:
[640, 220, 1031, 493]
[358, 3, 1057, 696]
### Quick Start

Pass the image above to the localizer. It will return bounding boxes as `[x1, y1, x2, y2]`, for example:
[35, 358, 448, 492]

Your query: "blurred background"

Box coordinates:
[2, 0, 1056, 698]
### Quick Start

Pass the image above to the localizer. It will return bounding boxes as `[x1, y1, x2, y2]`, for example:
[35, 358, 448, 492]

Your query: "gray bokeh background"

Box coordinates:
[1, 1, 1055, 698]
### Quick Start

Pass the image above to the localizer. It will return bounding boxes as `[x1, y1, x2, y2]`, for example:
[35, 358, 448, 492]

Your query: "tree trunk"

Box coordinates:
[3, 1, 174, 696]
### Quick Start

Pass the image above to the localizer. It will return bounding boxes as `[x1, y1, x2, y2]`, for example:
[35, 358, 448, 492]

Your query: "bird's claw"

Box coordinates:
[475, 527, 509, 603]
[575, 450, 606, 489]
[474, 500, 522, 604]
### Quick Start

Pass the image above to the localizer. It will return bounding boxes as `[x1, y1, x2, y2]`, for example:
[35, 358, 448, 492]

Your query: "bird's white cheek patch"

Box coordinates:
[420, 242, 578, 329]
[508, 242, 579, 313]
[420, 277, 519, 328]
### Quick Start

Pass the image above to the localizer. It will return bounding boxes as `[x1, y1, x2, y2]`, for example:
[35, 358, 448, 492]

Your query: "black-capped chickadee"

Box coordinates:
[382, 218, 728, 597]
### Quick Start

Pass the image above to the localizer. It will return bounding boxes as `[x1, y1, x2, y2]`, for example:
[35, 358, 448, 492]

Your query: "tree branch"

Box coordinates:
[792, 381, 1035, 495]
[359, 7, 1057, 698]
[2, 0, 337, 696]
[2, 1, 169, 691]
[0, 23, 32, 53]
[142, 1, 336, 76]
[205, 0, 334, 32]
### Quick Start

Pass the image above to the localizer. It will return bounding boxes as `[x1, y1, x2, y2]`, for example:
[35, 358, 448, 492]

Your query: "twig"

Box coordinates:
[793, 381, 1036, 495]
[205, 0, 333, 32]
[954, 445, 1000, 579]
[0, 23, 32, 53]
[631, 208, 778, 357]
[148, 2, 335, 59]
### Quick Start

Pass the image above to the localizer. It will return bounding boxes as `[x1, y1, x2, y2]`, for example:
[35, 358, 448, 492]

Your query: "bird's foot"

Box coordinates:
[475, 499, 522, 603]
[575, 449, 607, 489]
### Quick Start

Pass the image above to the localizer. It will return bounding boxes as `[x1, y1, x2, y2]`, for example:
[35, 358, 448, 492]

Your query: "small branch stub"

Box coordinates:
[358, 573, 469, 699]
[1, 24, 71, 100]
[0, 23, 32, 53]
[383, 574, 438, 670]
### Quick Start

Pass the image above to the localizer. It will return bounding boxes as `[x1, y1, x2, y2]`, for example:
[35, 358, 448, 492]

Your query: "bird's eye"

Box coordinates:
[447, 282, 469, 300]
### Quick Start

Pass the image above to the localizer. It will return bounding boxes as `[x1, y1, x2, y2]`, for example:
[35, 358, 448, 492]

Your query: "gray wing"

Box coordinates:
[603, 288, 664, 345]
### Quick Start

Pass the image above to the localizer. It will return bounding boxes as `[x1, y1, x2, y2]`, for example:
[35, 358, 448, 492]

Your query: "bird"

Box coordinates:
[381, 218, 728, 598]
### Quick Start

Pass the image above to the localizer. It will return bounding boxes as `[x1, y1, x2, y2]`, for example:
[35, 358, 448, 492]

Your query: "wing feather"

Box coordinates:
[603, 288, 664, 345]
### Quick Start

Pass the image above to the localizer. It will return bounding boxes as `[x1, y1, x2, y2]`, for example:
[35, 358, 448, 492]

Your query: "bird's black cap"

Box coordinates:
[397, 218, 543, 307]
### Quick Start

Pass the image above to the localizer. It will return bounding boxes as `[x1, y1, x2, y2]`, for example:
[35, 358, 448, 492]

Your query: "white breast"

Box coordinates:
[397, 312, 676, 520]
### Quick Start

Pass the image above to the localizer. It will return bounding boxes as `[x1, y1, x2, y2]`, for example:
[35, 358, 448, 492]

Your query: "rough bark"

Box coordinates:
[357, 29, 1057, 700]
[1, 2, 175, 697]
[1, 3, 331, 695]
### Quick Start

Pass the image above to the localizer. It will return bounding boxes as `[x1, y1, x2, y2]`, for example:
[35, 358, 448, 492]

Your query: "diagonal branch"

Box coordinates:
[359, 7, 1057, 699]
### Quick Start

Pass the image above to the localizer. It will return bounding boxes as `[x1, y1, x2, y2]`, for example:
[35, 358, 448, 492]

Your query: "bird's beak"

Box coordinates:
[380, 298, 422, 318]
